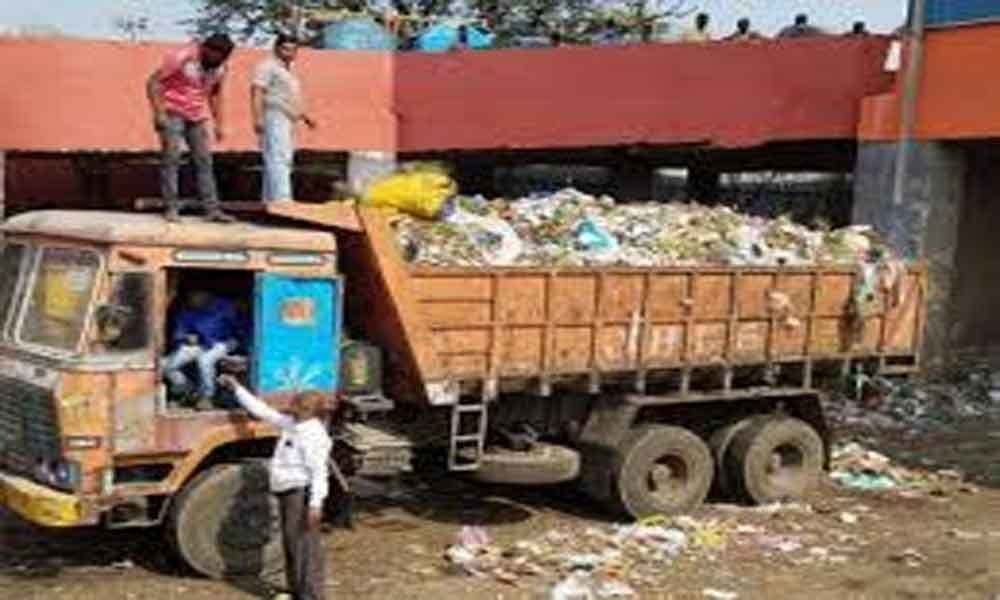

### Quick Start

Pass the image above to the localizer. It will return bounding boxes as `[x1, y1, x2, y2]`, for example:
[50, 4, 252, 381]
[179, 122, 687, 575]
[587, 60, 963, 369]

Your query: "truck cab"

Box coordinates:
[0, 211, 347, 571]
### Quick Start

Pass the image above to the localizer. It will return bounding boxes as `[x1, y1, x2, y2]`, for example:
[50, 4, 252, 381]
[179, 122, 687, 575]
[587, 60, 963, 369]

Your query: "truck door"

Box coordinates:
[253, 274, 342, 395]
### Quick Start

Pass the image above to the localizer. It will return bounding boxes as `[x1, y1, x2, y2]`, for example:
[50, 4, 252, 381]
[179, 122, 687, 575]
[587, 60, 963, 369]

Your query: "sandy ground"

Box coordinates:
[3, 418, 1000, 600]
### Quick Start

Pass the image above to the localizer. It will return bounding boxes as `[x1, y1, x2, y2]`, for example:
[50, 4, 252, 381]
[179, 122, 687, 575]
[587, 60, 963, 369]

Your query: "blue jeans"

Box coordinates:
[163, 342, 231, 398]
[260, 110, 294, 202]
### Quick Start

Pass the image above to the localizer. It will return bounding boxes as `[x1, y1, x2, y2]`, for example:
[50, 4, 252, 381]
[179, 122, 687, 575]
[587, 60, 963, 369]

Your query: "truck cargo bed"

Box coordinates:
[276, 204, 926, 405]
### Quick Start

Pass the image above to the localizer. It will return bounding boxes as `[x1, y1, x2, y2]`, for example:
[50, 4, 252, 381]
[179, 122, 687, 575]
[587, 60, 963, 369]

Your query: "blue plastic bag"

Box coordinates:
[320, 17, 397, 50]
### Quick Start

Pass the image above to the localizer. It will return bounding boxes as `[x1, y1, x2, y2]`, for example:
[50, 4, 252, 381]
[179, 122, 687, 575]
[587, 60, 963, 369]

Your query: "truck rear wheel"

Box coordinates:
[168, 461, 284, 579]
[612, 425, 713, 519]
[726, 416, 824, 505]
[708, 418, 756, 498]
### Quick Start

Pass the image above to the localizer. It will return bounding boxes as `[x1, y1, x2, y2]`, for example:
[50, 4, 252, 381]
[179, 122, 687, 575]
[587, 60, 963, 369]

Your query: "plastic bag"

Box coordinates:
[347, 151, 397, 197]
[446, 207, 523, 265]
[363, 171, 457, 219]
[574, 218, 620, 263]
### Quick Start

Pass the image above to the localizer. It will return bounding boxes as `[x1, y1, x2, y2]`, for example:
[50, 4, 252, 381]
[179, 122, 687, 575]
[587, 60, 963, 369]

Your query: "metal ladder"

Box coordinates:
[448, 390, 489, 471]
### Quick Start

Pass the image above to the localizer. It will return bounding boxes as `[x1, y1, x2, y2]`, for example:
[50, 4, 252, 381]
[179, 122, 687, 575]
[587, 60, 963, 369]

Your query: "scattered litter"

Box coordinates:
[703, 588, 739, 600]
[458, 525, 492, 548]
[829, 441, 973, 494]
[948, 529, 984, 541]
[596, 580, 636, 598]
[753, 534, 803, 554]
[839, 512, 859, 525]
[826, 363, 1000, 434]
[551, 569, 596, 600]
[889, 548, 927, 568]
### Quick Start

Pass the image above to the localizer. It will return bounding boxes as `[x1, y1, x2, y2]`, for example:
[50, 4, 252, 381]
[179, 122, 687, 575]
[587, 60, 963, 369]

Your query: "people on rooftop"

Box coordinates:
[846, 21, 870, 36]
[777, 14, 826, 38]
[681, 12, 712, 42]
[725, 18, 763, 41]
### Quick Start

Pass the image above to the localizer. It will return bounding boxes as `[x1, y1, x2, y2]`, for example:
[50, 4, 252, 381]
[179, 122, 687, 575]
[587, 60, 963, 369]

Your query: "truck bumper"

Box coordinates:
[0, 471, 81, 527]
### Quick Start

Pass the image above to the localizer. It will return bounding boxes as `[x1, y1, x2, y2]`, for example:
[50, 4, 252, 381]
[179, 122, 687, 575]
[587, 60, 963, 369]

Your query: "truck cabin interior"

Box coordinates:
[163, 267, 256, 412]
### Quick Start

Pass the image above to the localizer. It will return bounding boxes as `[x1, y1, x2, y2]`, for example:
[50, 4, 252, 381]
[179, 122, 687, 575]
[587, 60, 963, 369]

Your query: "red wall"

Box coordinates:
[0, 38, 395, 153]
[0, 36, 891, 155]
[861, 23, 1000, 141]
[394, 37, 892, 152]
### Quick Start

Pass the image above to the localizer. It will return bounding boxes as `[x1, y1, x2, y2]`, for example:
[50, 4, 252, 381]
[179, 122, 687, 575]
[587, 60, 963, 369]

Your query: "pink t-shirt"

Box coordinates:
[159, 43, 226, 123]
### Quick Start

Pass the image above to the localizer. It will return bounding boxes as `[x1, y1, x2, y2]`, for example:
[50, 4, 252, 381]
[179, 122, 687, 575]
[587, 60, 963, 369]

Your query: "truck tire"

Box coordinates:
[726, 416, 825, 505]
[471, 443, 581, 485]
[612, 425, 714, 519]
[167, 461, 284, 579]
[708, 417, 758, 498]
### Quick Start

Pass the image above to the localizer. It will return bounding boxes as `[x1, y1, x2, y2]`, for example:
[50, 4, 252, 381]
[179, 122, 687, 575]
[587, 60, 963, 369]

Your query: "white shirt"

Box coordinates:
[252, 56, 304, 119]
[234, 385, 332, 509]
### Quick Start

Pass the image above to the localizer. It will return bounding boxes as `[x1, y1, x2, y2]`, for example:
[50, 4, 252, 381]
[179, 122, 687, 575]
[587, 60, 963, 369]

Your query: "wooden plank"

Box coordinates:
[589, 272, 607, 392]
[540, 271, 557, 394]
[635, 272, 653, 393]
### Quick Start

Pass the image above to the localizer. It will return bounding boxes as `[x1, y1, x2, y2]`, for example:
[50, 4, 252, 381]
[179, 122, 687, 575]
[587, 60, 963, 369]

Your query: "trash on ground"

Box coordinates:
[702, 588, 739, 600]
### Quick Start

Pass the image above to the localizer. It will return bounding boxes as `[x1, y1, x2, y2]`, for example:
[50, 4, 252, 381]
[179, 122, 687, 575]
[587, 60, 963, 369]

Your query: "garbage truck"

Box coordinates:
[0, 203, 925, 578]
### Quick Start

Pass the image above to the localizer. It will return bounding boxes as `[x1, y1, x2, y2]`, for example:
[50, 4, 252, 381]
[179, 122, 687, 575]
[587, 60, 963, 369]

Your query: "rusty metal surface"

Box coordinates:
[2, 210, 338, 252]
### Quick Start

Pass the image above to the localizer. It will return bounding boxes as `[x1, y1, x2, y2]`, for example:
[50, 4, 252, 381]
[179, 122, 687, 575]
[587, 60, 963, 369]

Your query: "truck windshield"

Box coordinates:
[0, 243, 27, 336]
[18, 246, 101, 353]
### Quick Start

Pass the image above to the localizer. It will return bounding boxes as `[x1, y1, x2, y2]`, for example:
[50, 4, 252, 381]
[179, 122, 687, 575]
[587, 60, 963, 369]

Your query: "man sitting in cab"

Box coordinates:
[164, 290, 249, 410]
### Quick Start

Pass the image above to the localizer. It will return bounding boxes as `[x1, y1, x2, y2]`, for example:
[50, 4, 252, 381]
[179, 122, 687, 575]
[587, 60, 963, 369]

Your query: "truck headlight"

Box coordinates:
[34, 458, 81, 492]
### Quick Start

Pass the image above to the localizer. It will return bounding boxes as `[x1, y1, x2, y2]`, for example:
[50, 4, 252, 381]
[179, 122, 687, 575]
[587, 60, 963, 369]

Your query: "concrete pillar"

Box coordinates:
[853, 141, 965, 370]
[613, 162, 654, 201]
[0, 151, 5, 223]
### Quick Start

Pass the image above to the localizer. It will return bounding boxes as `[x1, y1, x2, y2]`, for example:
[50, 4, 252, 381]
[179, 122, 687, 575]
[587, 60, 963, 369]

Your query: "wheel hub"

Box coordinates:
[647, 454, 689, 503]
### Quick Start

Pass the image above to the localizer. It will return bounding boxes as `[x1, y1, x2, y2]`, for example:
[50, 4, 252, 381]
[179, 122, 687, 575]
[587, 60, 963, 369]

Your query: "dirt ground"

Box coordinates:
[3, 419, 1000, 600]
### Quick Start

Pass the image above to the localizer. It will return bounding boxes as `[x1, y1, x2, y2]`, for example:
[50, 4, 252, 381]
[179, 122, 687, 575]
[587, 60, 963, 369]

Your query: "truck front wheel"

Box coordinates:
[167, 461, 284, 579]
[612, 425, 714, 519]
[725, 416, 825, 505]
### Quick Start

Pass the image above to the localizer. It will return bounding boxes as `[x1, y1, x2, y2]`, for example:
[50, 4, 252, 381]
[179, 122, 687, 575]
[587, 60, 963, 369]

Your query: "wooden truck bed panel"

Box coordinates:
[412, 268, 924, 380]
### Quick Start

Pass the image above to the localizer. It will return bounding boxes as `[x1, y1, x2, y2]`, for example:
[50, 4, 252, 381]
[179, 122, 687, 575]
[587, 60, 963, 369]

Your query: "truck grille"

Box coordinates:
[0, 375, 60, 478]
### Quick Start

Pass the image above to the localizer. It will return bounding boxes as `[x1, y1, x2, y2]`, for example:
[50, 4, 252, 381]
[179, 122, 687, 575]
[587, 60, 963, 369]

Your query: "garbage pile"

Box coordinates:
[394, 188, 890, 268]
[825, 366, 1000, 434]
[829, 441, 974, 494]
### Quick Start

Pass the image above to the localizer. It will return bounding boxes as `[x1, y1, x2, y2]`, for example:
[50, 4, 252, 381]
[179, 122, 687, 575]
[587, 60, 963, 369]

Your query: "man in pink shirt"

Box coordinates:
[146, 34, 236, 223]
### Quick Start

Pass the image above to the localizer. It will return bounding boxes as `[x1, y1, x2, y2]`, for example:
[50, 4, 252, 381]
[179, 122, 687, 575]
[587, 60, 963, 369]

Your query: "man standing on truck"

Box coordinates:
[164, 291, 246, 409]
[146, 34, 237, 223]
[252, 34, 318, 203]
[218, 374, 331, 600]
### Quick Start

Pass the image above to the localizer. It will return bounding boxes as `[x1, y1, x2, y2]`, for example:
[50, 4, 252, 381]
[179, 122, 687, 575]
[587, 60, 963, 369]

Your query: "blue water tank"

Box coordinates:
[320, 17, 397, 50]
[415, 24, 494, 52]
[925, 0, 1000, 26]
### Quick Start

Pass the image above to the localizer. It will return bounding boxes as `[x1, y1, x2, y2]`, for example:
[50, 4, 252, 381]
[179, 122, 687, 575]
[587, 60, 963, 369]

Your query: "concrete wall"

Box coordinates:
[0, 36, 892, 154]
[861, 23, 1000, 142]
[853, 141, 964, 369]
[951, 143, 1000, 356]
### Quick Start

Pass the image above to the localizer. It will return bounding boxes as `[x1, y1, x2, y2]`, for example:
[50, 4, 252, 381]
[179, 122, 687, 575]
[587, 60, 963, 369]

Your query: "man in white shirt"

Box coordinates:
[251, 34, 318, 203]
[219, 375, 331, 600]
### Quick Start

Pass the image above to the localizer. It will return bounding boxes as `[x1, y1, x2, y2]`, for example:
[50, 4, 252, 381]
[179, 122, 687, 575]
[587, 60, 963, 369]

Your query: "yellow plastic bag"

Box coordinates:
[362, 170, 457, 219]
